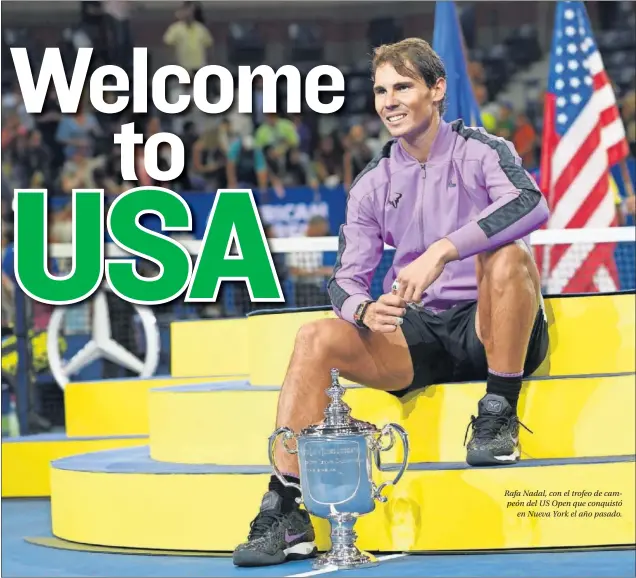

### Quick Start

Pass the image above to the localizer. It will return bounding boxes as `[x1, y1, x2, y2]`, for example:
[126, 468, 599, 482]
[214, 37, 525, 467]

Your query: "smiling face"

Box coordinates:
[373, 62, 445, 139]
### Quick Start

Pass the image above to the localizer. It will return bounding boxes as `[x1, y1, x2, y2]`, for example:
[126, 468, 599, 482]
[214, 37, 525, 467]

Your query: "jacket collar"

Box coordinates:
[392, 118, 456, 169]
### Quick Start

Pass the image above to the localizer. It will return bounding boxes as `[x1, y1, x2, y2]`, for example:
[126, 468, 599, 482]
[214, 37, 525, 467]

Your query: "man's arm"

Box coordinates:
[446, 141, 549, 261]
[327, 191, 383, 324]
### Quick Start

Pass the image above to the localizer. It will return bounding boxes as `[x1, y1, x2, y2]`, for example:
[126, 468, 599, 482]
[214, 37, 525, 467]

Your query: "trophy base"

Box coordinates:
[311, 512, 379, 570]
[312, 548, 378, 570]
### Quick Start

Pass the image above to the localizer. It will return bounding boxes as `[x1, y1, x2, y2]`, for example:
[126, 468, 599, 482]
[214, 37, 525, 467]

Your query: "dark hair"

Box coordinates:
[371, 37, 447, 116]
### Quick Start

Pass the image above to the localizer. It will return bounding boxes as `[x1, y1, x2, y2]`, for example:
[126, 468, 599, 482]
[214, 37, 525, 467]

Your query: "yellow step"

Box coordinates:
[65, 375, 247, 437]
[170, 317, 248, 377]
[2, 434, 146, 497]
[147, 374, 635, 465]
[243, 294, 635, 385]
[246, 309, 340, 385]
[50, 447, 635, 552]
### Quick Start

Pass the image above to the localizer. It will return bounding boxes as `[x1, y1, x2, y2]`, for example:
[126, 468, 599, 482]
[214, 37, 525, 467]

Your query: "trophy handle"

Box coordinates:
[372, 423, 409, 503]
[268, 427, 303, 503]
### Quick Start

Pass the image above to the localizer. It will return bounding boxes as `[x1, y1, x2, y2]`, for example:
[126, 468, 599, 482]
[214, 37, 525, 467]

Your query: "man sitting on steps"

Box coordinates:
[233, 37, 551, 568]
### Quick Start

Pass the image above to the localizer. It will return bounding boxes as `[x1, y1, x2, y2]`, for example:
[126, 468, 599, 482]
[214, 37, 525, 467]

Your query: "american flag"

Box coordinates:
[538, 1, 629, 294]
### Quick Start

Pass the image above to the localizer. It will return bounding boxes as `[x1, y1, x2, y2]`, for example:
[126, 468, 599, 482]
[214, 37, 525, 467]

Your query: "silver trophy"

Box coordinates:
[269, 368, 409, 570]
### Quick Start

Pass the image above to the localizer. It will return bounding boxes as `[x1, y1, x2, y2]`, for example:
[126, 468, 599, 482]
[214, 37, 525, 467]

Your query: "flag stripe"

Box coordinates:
[602, 117, 628, 151]
[550, 144, 608, 229]
[587, 51, 605, 77]
[547, 172, 609, 267]
[541, 1, 629, 295]
[552, 123, 600, 206]
[547, 187, 616, 293]
[551, 83, 616, 182]
[563, 241, 617, 293]
[607, 139, 630, 167]
[593, 264, 619, 293]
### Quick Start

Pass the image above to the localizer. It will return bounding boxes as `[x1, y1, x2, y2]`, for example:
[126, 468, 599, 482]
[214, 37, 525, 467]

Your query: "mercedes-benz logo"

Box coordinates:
[46, 289, 160, 389]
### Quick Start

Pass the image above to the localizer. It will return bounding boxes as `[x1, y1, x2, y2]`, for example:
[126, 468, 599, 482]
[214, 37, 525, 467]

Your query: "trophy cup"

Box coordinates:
[268, 368, 409, 570]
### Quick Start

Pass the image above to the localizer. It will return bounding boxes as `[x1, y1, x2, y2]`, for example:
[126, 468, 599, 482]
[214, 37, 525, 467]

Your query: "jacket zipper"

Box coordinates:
[420, 163, 436, 303]
[419, 164, 427, 246]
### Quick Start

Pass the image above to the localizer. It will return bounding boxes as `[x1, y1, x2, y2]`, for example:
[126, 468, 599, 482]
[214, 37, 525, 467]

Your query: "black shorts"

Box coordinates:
[392, 301, 549, 398]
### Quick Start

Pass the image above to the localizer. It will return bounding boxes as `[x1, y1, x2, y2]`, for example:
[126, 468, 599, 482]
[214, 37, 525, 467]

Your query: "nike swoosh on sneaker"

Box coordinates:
[285, 530, 306, 543]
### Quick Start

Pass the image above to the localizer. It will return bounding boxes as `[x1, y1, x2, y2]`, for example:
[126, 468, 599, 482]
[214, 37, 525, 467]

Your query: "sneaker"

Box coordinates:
[464, 393, 532, 466]
[232, 491, 317, 567]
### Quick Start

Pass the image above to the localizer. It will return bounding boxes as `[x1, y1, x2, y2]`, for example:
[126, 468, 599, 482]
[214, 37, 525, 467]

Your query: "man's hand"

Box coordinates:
[626, 195, 635, 216]
[363, 293, 407, 333]
[393, 238, 459, 304]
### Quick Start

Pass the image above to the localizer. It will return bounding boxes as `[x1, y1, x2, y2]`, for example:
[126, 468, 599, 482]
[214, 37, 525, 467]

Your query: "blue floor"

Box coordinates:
[2, 499, 634, 577]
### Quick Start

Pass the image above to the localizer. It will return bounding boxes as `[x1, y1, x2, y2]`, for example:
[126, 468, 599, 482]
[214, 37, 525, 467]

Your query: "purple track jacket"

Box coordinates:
[327, 119, 550, 324]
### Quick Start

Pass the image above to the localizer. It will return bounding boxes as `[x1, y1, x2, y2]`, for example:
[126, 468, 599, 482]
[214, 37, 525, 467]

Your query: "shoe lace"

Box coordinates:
[464, 414, 533, 446]
[247, 511, 285, 540]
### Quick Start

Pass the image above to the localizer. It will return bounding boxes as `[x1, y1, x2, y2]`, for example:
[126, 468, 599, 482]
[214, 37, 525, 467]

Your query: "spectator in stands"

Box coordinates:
[96, 148, 127, 197]
[102, 0, 133, 71]
[343, 124, 374, 189]
[1, 180, 12, 218]
[283, 147, 319, 199]
[1, 113, 27, 152]
[226, 134, 283, 200]
[291, 114, 312, 156]
[512, 113, 537, 169]
[55, 97, 102, 161]
[622, 89, 636, 158]
[2, 121, 29, 188]
[251, 77, 266, 129]
[60, 144, 105, 194]
[80, 1, 106, 55]
[495, 102, 515, 140]
[467, 60, 485, 86]
[226, 90, 255, 139]
[313, 133, 344, 188]
[163, 1, 213, 75]
[191, 125, 228, 191]
[33, 87, 62, 173]
[94, 163, 127, 197]
[254, 113, 300, 165]
[19, 130, 52, 189]
[2, 82, 33, 134]
[262, 144, 286, 196]
[286, 215, 332, 307]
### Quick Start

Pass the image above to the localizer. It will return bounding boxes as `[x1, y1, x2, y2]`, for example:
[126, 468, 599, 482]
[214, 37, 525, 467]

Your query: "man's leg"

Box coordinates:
[467, 242, 543, 466]
[475, 242, 541, 381]
[273, 318, 415, 476]
[234, 319, 414, 567]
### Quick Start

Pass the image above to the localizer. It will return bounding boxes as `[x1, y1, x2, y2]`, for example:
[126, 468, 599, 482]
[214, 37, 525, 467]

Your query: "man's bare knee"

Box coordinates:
[292, 318, 412, 391]
[294, 319, 339, 359]
[479, 243, 537, 295]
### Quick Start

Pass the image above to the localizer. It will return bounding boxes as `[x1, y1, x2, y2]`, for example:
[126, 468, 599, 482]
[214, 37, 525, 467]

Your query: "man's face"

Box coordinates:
[373, 63, 444, 138]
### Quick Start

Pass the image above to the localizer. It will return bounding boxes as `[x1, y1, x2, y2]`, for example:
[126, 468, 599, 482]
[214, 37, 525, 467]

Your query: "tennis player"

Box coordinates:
[233, 37, 550, 567]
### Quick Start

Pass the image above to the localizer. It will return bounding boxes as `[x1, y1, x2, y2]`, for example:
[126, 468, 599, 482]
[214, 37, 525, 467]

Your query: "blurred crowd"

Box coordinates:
[3, 2, 635, 220]
[2, 0, 636, 327]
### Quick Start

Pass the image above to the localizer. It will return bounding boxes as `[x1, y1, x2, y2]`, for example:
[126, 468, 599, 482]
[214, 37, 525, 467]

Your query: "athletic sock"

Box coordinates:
[486, 369, 523, 412]
[269, 473, 302, 512]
